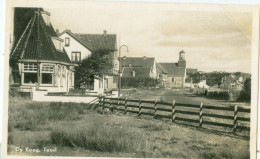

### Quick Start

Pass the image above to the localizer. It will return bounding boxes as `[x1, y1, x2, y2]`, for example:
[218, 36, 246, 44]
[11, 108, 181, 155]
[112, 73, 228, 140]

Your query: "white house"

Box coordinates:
[58, 30, 119, 94]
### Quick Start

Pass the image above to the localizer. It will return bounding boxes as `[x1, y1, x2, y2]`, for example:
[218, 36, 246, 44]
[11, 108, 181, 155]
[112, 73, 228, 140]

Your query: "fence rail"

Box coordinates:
[99, 97, 250, 133]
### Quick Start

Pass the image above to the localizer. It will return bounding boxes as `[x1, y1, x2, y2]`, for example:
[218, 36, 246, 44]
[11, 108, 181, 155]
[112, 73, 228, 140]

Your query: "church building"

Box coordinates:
[157, 50, 186, 88]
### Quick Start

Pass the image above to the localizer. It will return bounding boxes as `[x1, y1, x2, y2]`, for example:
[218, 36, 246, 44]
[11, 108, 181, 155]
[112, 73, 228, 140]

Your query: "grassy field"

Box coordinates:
[7, 96, 249, 158]
[121, 88, 250, 107]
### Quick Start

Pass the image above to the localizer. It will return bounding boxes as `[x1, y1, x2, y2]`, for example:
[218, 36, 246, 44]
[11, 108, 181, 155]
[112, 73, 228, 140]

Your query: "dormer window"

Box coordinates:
[51, 37, 63, 51]
[65, 37, 70, 46]
[41, 11, 51, 26]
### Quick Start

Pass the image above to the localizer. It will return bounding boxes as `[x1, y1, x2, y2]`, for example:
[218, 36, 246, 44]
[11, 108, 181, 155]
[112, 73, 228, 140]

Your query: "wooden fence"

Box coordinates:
[99, 97, 250, 133]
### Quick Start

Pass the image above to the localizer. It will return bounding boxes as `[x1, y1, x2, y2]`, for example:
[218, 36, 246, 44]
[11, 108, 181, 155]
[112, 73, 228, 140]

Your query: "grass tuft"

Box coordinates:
[50, 123, 141, 153]
[8, 98, 91, 131]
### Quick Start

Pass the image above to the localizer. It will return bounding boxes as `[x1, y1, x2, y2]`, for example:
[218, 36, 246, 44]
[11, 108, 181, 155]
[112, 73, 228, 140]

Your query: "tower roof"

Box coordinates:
[10, 9, 72, 64]
[180, 50, 185, 54]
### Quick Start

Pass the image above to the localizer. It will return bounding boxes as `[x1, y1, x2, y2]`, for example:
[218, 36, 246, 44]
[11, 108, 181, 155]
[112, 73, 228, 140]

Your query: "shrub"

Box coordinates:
[8, 134, 14, 145]
[206, 91, 229, 100]
[237, 78, 251, 102]
[121, 77, 160, 88]
[9, 87, 31, 98]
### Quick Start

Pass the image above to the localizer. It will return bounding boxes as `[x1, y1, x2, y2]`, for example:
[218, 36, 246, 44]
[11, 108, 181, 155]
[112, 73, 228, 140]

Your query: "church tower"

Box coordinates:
[178, 50, 186, 68]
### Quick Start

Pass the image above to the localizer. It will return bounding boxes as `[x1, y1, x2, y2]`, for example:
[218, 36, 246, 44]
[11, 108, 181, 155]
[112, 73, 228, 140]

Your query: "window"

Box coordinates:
[65, 37, 70, 46]
[24, 73, 37, 84]
[42, 73, 52, 84]
[172, 77, 175, 82]
[23, 63, 38, 84]
[24, 63, 37, 72]
[51, 37, 63, 51]
[71, 52, 81, 62]
[41, 64, 54, 85]
[41, 64, 54, 72]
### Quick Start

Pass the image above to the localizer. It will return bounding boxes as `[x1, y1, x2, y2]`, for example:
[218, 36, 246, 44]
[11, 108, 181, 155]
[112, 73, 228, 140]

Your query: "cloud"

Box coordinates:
[46, 3, 252, 73]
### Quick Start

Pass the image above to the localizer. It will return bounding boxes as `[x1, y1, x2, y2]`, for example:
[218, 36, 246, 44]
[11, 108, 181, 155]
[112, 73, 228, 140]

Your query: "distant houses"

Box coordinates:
[119, 56, 157, 78]
[186, 68, 198, 75]
[120, 50, 187, 88]
[157, 50, 186, 88]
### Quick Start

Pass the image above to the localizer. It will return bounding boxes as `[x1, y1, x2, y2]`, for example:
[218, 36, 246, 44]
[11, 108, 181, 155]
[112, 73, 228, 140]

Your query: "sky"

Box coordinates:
[46, 2, 253, 73]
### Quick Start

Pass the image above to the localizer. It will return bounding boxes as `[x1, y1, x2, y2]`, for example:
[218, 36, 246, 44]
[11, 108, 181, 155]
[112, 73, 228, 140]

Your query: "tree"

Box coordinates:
[189, 71, 231, 87]
[237, 78, 251, 102]
[189, 72, 205, 83]
[74, 50, 114, 88]
[206, 72, 230, 87]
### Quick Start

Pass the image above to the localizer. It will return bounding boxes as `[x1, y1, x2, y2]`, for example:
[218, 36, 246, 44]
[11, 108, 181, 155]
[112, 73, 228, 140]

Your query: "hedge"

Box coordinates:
[121, 77, 160, 88]
[206, 91, 230, 100]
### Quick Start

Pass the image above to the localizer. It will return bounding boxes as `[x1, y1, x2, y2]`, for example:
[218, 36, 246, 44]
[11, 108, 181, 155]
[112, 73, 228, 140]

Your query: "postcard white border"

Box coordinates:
[1, 1, 259, 159]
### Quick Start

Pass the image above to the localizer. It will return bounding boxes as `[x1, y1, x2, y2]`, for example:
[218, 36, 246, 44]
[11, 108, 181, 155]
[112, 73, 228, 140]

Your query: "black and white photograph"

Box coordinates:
[1, 0, 259, 158]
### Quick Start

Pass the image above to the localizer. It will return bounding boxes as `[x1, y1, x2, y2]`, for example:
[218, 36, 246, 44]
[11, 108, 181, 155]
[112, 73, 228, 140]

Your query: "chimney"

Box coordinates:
[56, 29, 59, 34]
[103, 30, 107, 36]
[123, 56, 126, 60]
[143, 56, 147, 60]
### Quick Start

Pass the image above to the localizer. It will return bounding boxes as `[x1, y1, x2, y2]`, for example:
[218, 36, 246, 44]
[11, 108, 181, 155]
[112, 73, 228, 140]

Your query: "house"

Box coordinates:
[158, 50, 186, 88]
[220, 75, 244, 90]
[58, 29, 119, 93]
[186, 68, 198, 75]
[119, 56, 157, 78]
[156, 63, 168, 87]
[194, 80, 210, 89]
[9, 8, 75, 93]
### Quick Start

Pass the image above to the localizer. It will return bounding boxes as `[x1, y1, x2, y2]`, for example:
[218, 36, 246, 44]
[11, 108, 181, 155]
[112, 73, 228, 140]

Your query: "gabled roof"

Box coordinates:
[122, 67, 151, 78]
[59, 30, 117, 52]
[10, 10, 72, 64]
[75, 33, 117, 52]
[186, 68, 198, 75]
[120, 57, 155, 69]
[158, 63, 185, 76]
[58, 29, 93, 51]
[156, 63, 168, 74]
[13, 8, 44, 48]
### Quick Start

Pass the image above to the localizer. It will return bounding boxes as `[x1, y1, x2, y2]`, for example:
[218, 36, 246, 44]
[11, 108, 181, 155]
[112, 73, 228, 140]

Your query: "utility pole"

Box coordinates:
[118, 45, 128, 98]
[36, 8, 41, 90]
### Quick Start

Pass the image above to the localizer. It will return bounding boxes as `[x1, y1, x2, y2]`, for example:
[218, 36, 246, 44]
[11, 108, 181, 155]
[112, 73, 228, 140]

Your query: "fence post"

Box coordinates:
[139, 99, 142, 116]
[172, 100, 176, 122]
[124, 98, 128, 114]
[199, 102, 203, 127]
[154, 99, 157, 118]
[233, 105, 238, 133]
